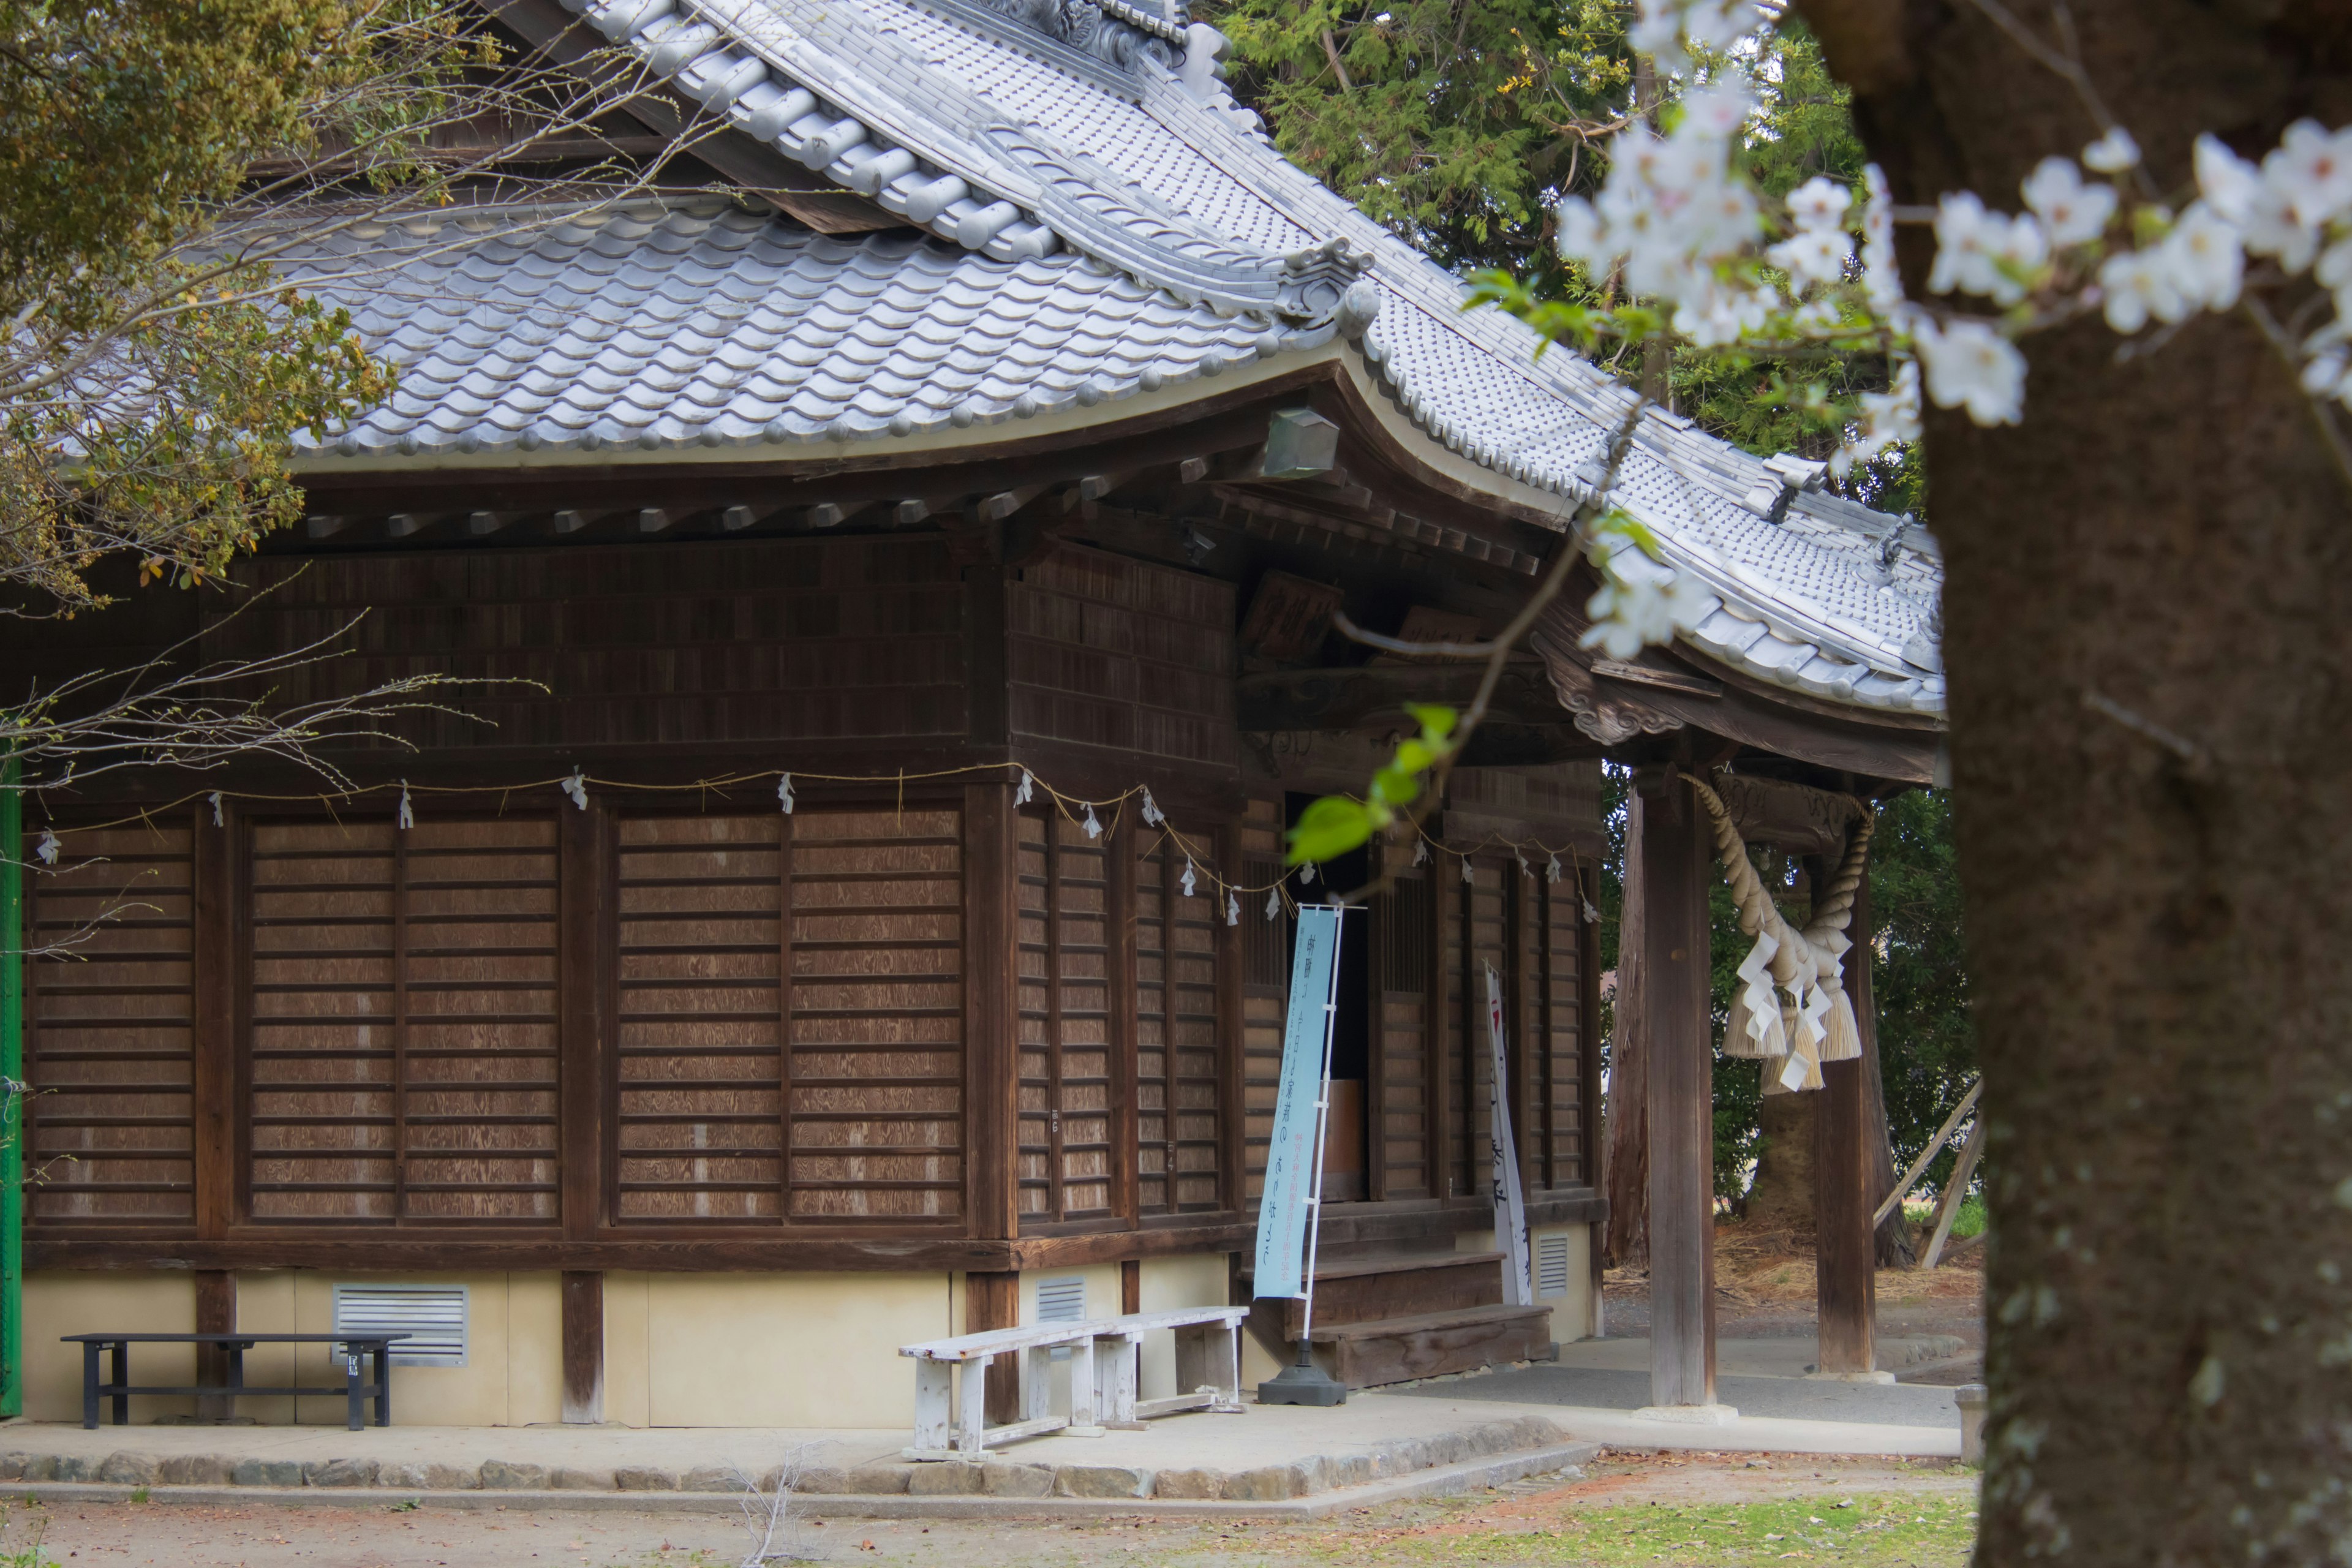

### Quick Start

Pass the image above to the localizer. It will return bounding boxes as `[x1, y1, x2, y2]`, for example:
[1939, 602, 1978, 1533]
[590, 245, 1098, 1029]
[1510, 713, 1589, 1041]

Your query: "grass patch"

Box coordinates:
[1292, 1494, 1977, 1566]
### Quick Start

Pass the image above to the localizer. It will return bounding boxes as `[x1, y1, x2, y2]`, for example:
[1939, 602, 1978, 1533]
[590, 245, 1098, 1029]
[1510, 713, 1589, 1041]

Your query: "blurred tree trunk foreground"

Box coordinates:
[1798, 1, 2352, 1559]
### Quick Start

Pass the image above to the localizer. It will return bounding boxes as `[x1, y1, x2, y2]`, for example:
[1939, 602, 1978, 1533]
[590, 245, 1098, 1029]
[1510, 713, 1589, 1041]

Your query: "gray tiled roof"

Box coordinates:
[286, 0, 1945, 717]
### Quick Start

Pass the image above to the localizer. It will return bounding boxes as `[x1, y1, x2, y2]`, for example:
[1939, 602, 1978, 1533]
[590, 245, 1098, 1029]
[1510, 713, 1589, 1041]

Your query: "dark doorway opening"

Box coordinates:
[1286, 794, 1371, 1202]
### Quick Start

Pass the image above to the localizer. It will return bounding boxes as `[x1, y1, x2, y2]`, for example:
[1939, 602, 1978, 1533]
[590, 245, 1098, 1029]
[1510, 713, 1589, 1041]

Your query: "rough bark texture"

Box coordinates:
[1743, 1092, 1819, 1237]
[1605, 789, 1651, 1269]
[1796, 2, 2352, 1559]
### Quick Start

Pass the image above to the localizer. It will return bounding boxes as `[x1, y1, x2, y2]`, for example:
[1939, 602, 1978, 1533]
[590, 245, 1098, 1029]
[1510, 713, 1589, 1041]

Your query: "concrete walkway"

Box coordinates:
[0, 1339, 1962, 1515]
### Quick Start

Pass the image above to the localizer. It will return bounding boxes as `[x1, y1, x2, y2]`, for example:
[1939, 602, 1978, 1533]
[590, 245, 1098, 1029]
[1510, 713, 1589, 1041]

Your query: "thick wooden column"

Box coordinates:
[1213, 821, 1245, 1211]
[1817, 865, 1879, 1376]
[557, 804, 609, 1423]
[562, 1272, 604, 1424]
[963, 783, 1023, 1422]
[192, 801, 238, 1418]
[1108, 815, 1140, 1227]
[1638, 771, 1716, 1409]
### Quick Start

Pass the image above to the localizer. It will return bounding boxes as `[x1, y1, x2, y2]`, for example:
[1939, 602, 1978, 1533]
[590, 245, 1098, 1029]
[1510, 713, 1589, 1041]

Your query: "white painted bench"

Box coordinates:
[899, 1305, 1253, 1460]
[1081, 1305, 1251, 1428]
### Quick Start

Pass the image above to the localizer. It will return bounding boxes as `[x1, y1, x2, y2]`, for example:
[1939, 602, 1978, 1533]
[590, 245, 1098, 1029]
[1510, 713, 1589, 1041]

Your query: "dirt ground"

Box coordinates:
[1603, 1219, 1987, 1382]
[0, 1451, 1978, 1568]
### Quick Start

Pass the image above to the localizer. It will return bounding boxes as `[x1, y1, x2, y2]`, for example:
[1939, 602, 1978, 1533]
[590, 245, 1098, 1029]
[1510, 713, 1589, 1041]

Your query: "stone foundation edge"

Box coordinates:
[0, 1440, 1598, 1520]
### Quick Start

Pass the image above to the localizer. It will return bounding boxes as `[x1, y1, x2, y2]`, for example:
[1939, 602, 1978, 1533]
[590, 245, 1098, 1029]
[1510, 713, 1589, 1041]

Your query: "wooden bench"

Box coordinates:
[64, 1332, 409, 1432]
[899, 1305, 1252, 1460]
[1080, 1305, 1251, 1428]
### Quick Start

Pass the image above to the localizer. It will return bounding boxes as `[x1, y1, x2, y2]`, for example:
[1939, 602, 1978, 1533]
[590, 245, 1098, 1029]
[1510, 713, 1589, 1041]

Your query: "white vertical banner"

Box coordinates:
[1485, 963, 1533, 1308]
[1254, 906, 1343, 1301]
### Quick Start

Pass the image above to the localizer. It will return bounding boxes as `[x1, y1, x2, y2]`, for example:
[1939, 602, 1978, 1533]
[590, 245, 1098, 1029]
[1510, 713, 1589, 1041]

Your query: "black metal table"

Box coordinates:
[62, 1332, 409, 1431]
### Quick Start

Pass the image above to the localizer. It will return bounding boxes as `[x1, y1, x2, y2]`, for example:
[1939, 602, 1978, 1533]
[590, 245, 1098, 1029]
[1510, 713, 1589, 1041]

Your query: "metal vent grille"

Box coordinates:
[1536, 1234, 1572, 1299]
[333, 1284, 469, 1367]
[1036, 1275, 1088, 1360]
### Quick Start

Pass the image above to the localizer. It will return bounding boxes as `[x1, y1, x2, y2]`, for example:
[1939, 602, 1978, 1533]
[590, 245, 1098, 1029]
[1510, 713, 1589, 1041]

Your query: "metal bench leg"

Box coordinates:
[81, 1342, 98, 1430]
[344, 1349, 363, 1432]
[375, 1343, 391, 1427]
[1213, 1322, 1243, 1412]
[110, 1340, 128, 1426]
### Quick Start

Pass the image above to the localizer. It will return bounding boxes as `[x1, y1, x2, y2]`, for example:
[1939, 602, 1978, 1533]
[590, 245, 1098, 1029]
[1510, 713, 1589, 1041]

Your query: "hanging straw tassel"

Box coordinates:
[1822, 984, 1864, 1063]
[1721, 932, 1788, 1059]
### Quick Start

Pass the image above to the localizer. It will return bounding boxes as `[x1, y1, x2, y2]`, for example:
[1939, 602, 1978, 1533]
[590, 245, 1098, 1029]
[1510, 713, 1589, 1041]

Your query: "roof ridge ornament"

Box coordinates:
[968, 0, 1186, 70]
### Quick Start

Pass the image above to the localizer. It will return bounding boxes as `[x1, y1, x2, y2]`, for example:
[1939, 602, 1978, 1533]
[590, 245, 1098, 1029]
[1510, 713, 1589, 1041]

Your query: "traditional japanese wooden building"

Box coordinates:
[5, 0, 1945, 1427]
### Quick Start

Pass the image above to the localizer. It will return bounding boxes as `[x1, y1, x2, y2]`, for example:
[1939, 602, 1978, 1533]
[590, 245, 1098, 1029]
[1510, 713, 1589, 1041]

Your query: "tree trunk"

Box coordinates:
[1798, 3, 2352, 1558]
[1743, 1091, 1817, 1238]
[1604, 788, 1650, 1270]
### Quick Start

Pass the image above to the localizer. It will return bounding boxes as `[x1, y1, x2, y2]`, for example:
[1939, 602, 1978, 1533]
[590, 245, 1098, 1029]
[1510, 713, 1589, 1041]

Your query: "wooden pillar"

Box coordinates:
[965, 1270, 1021, 1425]
[194, 1272, 235, 1422]
[1213, 821, 1245, 1211]
[1817, 864, 1879, 1375]
[1578, 858, 1607, 1332]
[557, 802, 609, 1423]
[562, 1272, 604, 1424]
[1638, 770, 1716, 1409]
[964, 782, 1022, 1422]
[1108, 815, 1140, 1226]
[1603, 795, 1649, 1269]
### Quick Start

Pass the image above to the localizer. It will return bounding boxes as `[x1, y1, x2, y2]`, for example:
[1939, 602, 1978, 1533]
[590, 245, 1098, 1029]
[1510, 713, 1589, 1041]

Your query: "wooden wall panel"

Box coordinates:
[1006, 546, 1237, 771]
[246, 815, 560, 1224]
[1135, 834, 1221, 1216]
[209, 538, 968, 753]
[613, 814, 786, 1221]
[788, 809, 963, 1221]
[1016, 812, 1112, 1227]
[1538, 875, 1586, 1188]
[1237, 799, 1286, 1204]
[1372, 856, 1432, 1202]
[24, 823, 197, 1224]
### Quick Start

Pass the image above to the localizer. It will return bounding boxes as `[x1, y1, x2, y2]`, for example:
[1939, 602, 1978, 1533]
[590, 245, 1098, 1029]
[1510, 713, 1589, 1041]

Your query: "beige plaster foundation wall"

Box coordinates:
[23, 1272, 195, 1424]
[1531, 1224, 1597, 1344]
[626, 1273, 954, 1429]
[1134, 1253, 1234, 1401]
[229, 1272, 562, 1427]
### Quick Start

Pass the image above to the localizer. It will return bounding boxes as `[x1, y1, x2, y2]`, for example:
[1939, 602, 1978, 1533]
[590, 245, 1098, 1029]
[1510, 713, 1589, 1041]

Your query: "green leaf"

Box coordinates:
[1372, 766, 1422, 807]
[1393, 737, 1435, 774]
[1286, 796, 1377, 864]
[1405, 703, 1458, 740]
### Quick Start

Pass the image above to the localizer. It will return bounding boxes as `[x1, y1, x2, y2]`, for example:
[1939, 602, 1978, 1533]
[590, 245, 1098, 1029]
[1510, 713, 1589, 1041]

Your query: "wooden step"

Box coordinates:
[1256, 1252, 1509, 1336]
[1304, 1303, 1555, 1390]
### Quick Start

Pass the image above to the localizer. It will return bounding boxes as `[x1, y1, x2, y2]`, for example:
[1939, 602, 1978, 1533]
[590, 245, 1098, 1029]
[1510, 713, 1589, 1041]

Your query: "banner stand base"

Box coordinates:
[1257, 1341, 1348, 1407]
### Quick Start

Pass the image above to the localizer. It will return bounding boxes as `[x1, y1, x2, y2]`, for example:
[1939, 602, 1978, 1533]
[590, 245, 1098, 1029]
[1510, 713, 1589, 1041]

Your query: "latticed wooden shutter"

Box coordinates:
[1016, 810, 1111, 1225]
[247, 815, 560, 1223]
[24, 821, 197, 1224]
[1238, 797, 1286, 1204]
[1533, 870, 1586, 1188]
[786, 809, 963, 1221]
[1371, 848, 1433, 1202]
[1136, 832, 1221, 1216]
[614, 813, 787, 1221]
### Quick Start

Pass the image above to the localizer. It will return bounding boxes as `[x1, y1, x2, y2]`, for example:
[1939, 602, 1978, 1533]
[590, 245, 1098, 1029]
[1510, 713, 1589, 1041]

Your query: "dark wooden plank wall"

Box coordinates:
[612, 812, 788, 1221]
[1016, 809, 1112, 1226]
[1137, 832, 1223, 1217]
[242, 815, 564, 1224]
[1006, 546, 1237, 771]
[788, 809, 965, 1222]
[1371, 845, 1432, 1202]
[208, 538, 971, 751]
[1236, 798, 1287, 1204]
[24, 820, 199, 1223]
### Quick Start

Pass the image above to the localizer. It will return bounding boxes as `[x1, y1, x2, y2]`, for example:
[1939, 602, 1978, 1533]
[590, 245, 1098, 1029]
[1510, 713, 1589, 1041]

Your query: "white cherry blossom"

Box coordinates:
[1861, 165, 1902, 308]
[1580, 565, 1714, 660]
[2082, 126, 2141, 173]
[1914, 317, 2026, 426]
[2195, 134, 2260, 225]
[2266, 120, 2352, 227]
[1928, 191, 2047, 305]
[2159, 202, 2245, 312]
[1786, 176, 1853, 233]
[2021, 157, 2117, 247]
[1768, 228, 1853, 290]
[2098, 246, 2184, 333]
[1832, 360, 1923, 478]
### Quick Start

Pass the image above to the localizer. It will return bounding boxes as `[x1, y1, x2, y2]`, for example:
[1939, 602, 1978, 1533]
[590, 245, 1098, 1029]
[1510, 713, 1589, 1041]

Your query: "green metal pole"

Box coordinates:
[1, 753, 22, 1417]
